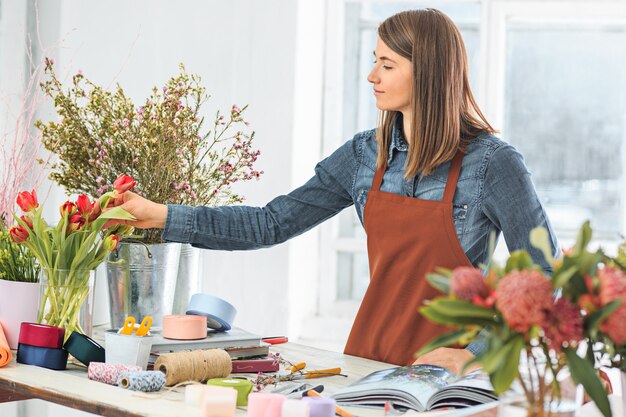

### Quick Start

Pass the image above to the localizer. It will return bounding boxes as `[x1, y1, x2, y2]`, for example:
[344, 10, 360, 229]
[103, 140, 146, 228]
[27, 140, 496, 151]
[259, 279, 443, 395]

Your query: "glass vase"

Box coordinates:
[38, 268, 96, 338]
[499, 350, 582, 417]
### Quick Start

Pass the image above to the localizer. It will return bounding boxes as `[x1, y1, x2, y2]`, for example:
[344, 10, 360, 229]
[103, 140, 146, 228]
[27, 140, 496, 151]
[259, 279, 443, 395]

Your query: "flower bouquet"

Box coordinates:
[418, 222, 618, 417]
[36, 59, 262, 244]
[10, 175, 137, 335]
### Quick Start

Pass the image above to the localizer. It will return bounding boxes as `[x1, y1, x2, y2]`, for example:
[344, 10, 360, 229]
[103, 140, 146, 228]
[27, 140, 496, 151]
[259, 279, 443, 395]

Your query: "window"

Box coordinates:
[319, 1, 483, 324]
[316, 1, 626, 348]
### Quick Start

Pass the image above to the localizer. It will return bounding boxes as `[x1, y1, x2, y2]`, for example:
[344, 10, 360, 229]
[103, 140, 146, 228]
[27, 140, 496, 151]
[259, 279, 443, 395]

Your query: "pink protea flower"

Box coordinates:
[450, 267, 489, 302]
[597, 267, 626, 345]
[495, 270, 553, 333]
[542, 298, 584, 352]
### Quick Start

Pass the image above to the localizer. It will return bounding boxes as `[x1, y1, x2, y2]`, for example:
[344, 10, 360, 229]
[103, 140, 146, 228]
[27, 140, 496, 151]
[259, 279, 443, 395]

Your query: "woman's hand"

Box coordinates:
[92, 191, 168, 229]
[413, 347, 479, 375]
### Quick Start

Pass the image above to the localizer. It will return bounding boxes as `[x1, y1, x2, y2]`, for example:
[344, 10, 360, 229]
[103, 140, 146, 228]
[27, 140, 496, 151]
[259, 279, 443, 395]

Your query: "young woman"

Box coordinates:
[100, 9, 558, 372]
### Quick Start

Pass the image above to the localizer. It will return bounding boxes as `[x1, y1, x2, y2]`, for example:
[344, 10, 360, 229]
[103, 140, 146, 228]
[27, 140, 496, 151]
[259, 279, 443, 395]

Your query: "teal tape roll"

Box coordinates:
[64, 332, 105, 366]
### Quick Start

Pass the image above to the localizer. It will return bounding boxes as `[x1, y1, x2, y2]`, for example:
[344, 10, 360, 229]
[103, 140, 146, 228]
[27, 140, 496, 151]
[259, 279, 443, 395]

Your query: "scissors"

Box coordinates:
[119, 316, 153, 336]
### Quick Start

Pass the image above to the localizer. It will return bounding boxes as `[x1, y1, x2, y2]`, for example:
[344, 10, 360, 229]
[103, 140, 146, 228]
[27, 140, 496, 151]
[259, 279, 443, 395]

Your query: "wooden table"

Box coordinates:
[0, 340, 404, 417]
[0, 340, 617, 417]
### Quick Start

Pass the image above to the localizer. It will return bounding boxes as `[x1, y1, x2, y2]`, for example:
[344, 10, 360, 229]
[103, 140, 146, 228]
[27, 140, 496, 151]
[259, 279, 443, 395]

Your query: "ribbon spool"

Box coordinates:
[18, 323, 65, 349]
[247, 393, 286, 417]
[88, 362, 142, 385]
[302, 397, 336, 417]
[162, 315, 207, 340]
[64, 332, 105, 366]
[16, 343, 68, 370]
[0, 322, 12, 367]
[117, 370, 166, 392]
[206, 378, 254, 406]
[186, 293, 236, 331]
[155, 348, 231, 386]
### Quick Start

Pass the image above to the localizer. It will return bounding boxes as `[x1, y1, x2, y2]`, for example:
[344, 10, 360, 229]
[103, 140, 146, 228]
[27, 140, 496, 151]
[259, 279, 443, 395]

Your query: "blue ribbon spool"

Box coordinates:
[17, 343, 68, 370]
[186, 293, 237, 331]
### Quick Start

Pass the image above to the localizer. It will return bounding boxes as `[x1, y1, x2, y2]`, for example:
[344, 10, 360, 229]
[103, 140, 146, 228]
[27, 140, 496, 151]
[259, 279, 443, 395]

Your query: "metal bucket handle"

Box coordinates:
[112, 239, 153, 259]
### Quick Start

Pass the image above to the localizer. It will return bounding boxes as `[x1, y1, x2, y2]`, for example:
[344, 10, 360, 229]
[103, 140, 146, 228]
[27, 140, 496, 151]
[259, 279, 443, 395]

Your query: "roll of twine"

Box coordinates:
[88, 362, 142, 385]
[117, 370, 166, 392]
[154, 348, 232, 386]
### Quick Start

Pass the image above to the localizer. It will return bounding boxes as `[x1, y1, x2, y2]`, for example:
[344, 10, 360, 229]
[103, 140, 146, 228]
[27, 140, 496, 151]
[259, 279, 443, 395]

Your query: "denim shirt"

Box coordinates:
[164, 121, 560, 355]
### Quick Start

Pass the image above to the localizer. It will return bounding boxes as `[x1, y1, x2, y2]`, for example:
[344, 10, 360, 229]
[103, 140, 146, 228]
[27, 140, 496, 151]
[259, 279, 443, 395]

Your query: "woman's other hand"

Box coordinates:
[413, 347, 479, 375]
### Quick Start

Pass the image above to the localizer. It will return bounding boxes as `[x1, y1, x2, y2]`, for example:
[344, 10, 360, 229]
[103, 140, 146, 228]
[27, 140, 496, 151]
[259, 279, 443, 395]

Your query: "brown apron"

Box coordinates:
[344, 150, 473, 365]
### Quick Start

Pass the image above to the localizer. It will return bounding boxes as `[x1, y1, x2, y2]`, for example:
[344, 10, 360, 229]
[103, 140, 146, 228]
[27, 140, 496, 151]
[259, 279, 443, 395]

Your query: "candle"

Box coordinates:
[247, 392, 286, 417]
[301, 397, 336, 417]
[185, 384, 207, 407]
[282, 398, 311, 417]
[201, 385, 237, 417]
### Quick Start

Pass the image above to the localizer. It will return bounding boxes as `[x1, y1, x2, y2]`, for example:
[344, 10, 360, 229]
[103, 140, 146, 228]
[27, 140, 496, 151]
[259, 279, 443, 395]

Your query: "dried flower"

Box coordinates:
[495, 270, 553, 333]
[37, 62, 263, 243]
[450, 267, 489, 302]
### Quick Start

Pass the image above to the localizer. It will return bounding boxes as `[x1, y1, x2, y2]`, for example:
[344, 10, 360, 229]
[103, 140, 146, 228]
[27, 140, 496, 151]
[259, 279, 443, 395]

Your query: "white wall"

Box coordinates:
[32, 0, 308, 338]
[0, 0, 327, 415]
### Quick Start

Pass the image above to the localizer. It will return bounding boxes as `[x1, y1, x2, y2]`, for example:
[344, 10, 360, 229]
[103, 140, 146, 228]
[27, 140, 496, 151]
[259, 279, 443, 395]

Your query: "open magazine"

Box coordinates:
[331, 365, 498, 412]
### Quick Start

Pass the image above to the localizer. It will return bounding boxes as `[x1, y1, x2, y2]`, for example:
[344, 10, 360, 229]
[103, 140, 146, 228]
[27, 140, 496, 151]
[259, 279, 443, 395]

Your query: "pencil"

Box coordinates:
[305, 389, 355, 417]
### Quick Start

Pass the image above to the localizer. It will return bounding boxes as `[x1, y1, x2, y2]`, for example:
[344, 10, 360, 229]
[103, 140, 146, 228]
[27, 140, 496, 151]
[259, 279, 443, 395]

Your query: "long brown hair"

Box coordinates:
[376, 9, 495, 177]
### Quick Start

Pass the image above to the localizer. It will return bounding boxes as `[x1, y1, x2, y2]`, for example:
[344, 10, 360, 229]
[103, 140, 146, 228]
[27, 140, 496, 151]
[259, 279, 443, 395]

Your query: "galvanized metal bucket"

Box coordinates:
[106, 241, 181, 329]
[172, 243, 201, 314]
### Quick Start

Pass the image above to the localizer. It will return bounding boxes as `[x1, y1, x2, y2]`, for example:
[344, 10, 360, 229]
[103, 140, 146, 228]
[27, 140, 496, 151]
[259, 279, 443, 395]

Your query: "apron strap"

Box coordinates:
[372, 162, 386, 192]
[442, 150, 465, 203]
[373, 150, 464, 198]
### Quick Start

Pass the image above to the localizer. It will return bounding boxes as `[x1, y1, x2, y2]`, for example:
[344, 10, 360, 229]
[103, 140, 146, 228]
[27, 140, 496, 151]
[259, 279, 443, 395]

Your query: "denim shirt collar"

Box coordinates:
[388, 114, 408, 164]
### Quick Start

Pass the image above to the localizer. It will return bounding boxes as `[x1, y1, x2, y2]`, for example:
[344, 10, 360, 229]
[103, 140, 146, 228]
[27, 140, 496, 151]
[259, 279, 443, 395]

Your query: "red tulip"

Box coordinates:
[60, 201, 77, 217]
[104, 235, 120, 251]
[113, 174, 136, 193]
[76, 194, 94, 216]
[67, 212, 85, 232]
[9, 225, 29, 244]
[20, 215, 33, 229]
[16, 190, 38, 212]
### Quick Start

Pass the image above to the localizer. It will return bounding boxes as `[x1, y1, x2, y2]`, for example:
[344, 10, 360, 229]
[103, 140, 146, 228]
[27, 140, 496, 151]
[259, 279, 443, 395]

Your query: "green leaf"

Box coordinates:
[564, 347, 611, 417]
[97, 206, 136, 221]
[530, 227, 554, 265]
[419, 304, 497, 327]
[504, 250, 534, 273]
[585, 301, 622, 334]
[552, 265, 578, 288]
[573, 221, 592, 256]
[489, 336, 524, 394]
[416, 329, 477, 357]
[426, 271, 452, 294]
[433, 299, 497, 320]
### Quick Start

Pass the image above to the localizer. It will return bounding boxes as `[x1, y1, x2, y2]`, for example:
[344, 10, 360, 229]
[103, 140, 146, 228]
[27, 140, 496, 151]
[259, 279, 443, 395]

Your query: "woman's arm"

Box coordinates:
[111, 137, 360, 250]
[481, 143, 560, 273]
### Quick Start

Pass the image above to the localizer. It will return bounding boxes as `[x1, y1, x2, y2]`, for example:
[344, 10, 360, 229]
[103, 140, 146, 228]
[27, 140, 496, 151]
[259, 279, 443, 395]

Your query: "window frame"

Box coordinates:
[315, 0, 626, 327]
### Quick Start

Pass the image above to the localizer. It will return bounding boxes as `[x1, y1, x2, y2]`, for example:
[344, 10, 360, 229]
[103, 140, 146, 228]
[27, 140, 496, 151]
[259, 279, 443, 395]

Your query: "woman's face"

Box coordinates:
[368, 37, 413, 115]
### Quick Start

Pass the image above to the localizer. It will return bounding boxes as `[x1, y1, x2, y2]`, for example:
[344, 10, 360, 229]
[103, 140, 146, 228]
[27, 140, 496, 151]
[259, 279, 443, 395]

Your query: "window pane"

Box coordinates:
[336, 251, 370, 300]
[505, 22, 626, 240]
[336, 2, 483, 301]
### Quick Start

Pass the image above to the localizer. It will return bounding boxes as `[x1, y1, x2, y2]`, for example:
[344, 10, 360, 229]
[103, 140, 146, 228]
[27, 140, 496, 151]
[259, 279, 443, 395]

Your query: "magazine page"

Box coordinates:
[425, 370, 497, 410]
[331, 365, 458, 411]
